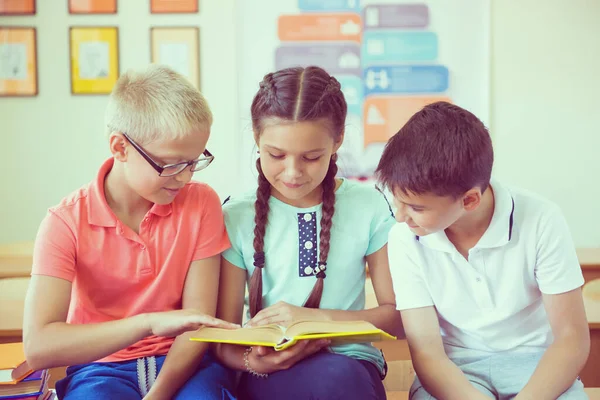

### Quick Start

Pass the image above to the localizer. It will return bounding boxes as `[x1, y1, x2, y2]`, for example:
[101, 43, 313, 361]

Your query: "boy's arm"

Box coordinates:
[515, 205, 589, 399]
[515, 288, 590, 400]
[23, 275, 224, 370]
[145, 255, 222, 400]
[402, 307, 492, 400]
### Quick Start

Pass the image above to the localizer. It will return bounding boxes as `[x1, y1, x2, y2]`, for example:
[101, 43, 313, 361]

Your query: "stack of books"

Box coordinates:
[0, 343, 54, 400]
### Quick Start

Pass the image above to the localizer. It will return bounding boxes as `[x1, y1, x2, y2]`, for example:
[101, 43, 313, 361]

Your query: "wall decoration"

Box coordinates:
[69, 0, 117, 14]
[150, 0, 198, 14]
[0, 27, 38, 96]
[151, 27, 199, 89]
[0, 0, 35, 15]
[69, 26, 119, 95]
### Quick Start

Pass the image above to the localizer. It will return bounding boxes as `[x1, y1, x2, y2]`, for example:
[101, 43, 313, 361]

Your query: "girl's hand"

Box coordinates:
[145, 309, 240, 337]
[246, 301, 330, 328]
[248, 340, 331, 374]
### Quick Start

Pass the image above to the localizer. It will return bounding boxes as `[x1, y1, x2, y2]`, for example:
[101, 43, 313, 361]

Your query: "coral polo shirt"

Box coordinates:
[32, 158, 230, 362]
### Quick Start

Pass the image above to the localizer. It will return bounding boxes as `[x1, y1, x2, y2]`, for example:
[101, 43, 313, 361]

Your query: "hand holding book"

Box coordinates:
[246, 339, 331, 375]
[245, 301, 328, 328]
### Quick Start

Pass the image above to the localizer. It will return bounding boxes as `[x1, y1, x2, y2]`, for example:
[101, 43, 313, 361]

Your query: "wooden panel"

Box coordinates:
[0, 277, 29, 335]
[0, 241, 34, 278]
[582, 277, 600, 387]
[383, 360, 415, 392]
[386, 392, 409, 400]
[578, 248, 600, 269]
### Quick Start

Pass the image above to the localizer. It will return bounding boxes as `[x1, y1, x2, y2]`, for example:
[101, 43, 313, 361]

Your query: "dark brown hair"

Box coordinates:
[376, 101, 493, 198]
[249, 66, 347, 317]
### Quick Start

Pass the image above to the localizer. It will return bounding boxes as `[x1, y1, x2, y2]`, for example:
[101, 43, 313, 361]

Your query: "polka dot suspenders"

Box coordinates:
[297, 212, 318, 277]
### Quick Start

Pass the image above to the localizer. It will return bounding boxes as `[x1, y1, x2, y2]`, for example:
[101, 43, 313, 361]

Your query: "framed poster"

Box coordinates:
[0, 0, 35, 15]
[150, 0, 198, 14]
[68, 0, 117, 14]
[151, 27, 199, 89]
[0, 27, 38, 96]
[69, 26, 119, 95]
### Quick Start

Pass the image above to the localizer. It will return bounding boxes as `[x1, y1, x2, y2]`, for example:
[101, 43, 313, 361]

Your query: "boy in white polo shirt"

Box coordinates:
[376, 102, 590, 400]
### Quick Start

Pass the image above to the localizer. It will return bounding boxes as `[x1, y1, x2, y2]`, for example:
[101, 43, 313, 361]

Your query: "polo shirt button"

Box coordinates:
[140, 244, 146, 250]
[476, 277, 482, 282]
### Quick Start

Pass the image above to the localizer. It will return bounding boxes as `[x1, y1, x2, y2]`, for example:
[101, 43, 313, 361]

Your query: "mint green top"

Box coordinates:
[222, 179, 396, 373]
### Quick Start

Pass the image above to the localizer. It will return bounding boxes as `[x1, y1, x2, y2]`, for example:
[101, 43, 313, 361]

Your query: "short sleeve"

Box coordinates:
[222, 201, 247, 269]
[388, 225, 434, 310]
[535, 205, 584, 294]
[366, 188, 396, 255]
[192, 186, 231, 261]
[32, 210, 77, 282]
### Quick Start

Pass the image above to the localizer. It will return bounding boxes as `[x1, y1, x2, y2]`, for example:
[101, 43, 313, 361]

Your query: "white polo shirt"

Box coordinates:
[388, 179, 584, 358]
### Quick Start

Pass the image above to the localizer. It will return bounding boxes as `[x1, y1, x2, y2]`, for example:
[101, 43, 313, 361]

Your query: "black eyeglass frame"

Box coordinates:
[122, 132, 214, 177]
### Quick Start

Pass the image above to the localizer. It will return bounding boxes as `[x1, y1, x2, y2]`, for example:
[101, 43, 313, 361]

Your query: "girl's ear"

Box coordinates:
[332, 129, 345, 153]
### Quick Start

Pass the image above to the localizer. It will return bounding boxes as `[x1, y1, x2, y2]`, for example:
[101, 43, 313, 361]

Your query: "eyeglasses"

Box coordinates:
[122, 132, 214, 177]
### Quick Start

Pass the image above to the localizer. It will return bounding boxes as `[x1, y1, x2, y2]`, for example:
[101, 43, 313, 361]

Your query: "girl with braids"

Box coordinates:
[215, 66, 401, 400]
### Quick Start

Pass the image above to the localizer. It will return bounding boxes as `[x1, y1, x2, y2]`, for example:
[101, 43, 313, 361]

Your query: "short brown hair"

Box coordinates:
[376, 101, 493, 198]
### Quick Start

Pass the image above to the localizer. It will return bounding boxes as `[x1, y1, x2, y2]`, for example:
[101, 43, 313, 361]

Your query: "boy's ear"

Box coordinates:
[462, 188, 482, 211]
[109, 132, 128, 162]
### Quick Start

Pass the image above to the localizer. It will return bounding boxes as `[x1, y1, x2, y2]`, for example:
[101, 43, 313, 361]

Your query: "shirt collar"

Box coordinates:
[87, 158, 172, 227]
[416, 178, 515, 252]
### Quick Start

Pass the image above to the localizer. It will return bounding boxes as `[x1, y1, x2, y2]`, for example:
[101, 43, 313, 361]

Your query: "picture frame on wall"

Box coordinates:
[0, 0, 36, 15]
[150, 27, 200, 89]
[68, 0, 117, 14]
[0, 27, 38, 97]
[150, 0, 198, 14]
[69, 26, 119, 95]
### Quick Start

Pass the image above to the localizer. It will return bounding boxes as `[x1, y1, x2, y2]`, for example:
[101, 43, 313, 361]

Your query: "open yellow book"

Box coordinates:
[190, 320, 396, 351]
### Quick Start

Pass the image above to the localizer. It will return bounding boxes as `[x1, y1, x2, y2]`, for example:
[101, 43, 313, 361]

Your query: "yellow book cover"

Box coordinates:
[190, 320, 396, 350]
[0, 343, 33, 384]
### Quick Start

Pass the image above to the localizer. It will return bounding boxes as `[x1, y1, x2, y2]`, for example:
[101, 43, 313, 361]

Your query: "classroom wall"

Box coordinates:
[0, 0, 240, 244]
[0, 0, 599, 247]
[491, 0, 600, 247]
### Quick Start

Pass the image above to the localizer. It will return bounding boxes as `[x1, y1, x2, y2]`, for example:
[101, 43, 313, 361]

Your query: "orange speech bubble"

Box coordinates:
[278, 13, 362, 43]
[363, 96, 451, 148]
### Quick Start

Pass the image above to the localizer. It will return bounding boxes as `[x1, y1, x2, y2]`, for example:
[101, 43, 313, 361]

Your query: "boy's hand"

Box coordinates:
[144, 309, 240, 337]
[248, 339, 330, 374]
[246, 301, 330, 328]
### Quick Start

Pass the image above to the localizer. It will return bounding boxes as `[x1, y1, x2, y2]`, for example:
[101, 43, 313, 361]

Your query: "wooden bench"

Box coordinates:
[2, 243, 600, 393]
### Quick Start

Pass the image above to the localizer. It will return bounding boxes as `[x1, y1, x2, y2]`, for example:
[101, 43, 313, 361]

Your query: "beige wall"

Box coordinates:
[0, 0, 598, 247]
[491, 0, 600, 247]
[0, 0, 239, 243]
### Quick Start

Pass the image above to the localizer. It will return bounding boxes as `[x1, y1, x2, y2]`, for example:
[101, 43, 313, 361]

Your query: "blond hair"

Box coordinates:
[105, 64, 212, 144]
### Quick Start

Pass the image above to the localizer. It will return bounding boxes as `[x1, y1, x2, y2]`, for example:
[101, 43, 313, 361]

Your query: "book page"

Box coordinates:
[285, 320, 379, 338]
[190, 324, 285, 346]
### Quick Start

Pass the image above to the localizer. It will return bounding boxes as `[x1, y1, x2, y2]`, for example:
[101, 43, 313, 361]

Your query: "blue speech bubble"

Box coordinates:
[362, 31, 438, 65]
[336, 75, 363, 115]
[363, 65, 449, 95]
[298, 0, 360, 12]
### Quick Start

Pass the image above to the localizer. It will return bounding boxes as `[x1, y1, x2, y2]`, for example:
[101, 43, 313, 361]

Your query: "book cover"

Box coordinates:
[0, 370, 48, 398]
[190, 320, 396, 350]
[0, 344, 32, 384]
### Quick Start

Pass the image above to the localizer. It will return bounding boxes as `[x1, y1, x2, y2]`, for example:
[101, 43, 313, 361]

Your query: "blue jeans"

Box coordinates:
[56, 352, 236, 399]
[238, 352, 387, 400]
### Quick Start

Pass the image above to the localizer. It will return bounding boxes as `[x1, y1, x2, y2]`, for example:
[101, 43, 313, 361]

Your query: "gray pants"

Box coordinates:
[410, 351, 587, 400]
